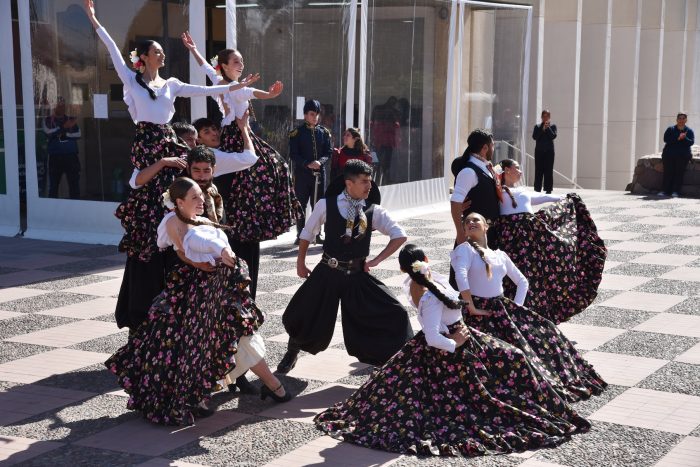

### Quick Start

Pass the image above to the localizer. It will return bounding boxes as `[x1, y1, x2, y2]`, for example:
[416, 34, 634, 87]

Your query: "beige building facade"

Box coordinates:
[519, 0, 699, 190]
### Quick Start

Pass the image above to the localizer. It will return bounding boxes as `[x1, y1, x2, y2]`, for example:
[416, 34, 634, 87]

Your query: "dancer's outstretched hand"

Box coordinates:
[181, 31, 197, 51]
[268, 81, 283, 98]
[228, 74, 260, 92]
[84, 0, 96, 18]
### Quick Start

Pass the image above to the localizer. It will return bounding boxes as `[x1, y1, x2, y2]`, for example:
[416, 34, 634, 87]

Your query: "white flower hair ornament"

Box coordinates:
[129, 49, 140, 64]
[162, 191, 175, 210]
[493, 163, 504, 175]
[411, 260, 430, 275]
[210, 56, 221, 73]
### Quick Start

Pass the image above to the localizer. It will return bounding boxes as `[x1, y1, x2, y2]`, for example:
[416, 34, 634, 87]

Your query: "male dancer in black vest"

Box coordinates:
[449, 128, 502, 288]
[277, 160, 413, 373]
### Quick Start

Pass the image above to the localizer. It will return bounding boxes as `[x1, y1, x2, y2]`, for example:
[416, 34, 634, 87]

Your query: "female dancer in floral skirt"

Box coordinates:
[451, 212, 607, 402]
[490, 159, 607, 323]
[84, 0, 256, 330]
[182, 32, 302, 297]
[106, 177, 290, 426]
[314, 243, 590, 457]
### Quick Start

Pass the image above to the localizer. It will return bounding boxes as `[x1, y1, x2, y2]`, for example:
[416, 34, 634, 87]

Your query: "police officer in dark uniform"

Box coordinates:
[289, 99, 333, 245]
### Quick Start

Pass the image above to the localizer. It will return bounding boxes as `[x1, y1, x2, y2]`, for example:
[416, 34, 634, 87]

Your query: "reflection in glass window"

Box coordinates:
[455, 6, 528, 166]
[29, 0, 190, 201]
[365, 0, 451, 186]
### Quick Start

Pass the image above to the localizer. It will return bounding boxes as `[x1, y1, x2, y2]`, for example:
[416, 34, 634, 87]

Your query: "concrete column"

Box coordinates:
[660, 0, 689, 132]
[682, 1, 698, 124]
[577, 0, 612, 189]
[606, 0, 642, 190]
[636, 0, 665, 158]
[540, 0, 582, 187]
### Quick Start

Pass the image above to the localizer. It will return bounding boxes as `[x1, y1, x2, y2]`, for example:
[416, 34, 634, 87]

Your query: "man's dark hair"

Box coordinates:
[193, 118, 219, 133]
[187, 144, 217, 168]
[466, 128, 493, 156]
[343, 159, 373, 180]
[172, 121, 196, 138]
[677, 112, 688, 119]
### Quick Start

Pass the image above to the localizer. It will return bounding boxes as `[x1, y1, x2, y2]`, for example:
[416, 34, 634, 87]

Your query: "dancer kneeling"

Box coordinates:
[314, 244, 590, 456]
[106, 177, 289, 426]
[452, 213, 607, 402]
[490, 159, 607, 323]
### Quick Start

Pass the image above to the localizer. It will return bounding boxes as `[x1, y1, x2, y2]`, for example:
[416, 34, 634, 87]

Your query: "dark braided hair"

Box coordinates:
[216, 49, 242, 84]
[134, 40, 157, 100]
[462, 213, 493, 279]
[168, 177, 230, 230]
[398, 244, 466, 310]
[498, 159, 518, 208]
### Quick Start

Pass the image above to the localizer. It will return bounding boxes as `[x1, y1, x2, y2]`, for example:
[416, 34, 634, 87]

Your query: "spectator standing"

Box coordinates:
[532, 110, 557, 193]
[660, 112, 694, 197]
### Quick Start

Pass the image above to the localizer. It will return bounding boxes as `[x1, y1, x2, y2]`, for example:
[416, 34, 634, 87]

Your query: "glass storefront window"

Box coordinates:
[364, 0, 452, 186]
[205, 0, 350, 161]
[28, 0, 190, 202]
[456, 5, 529, 165]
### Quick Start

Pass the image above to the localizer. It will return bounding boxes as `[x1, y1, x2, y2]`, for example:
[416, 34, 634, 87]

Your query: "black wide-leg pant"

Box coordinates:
[282, 264, 413, 366]
[115, 249, 179, 330]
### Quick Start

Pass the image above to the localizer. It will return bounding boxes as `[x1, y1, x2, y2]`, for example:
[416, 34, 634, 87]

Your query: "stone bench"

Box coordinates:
[627, 149, 700, 197]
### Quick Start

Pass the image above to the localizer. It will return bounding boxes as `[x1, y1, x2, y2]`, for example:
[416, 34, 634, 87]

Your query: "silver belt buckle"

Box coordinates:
[327, 257, 339, 269]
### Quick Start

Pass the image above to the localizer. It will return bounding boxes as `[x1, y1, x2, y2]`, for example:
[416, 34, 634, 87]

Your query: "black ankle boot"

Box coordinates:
[260, 383, 293, 403]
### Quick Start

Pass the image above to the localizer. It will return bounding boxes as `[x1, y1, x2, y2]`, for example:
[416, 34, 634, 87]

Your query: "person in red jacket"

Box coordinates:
[330, 127, 373, 180]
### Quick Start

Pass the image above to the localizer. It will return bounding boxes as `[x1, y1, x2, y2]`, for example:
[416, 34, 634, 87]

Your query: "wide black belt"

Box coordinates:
[321, 253, 366, 274]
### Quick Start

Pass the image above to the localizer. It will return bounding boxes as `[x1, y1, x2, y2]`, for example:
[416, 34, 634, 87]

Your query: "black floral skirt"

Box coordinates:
[466, 295, 607, 402]
[105, 257, 265, 426]
[490, 194, 607, 323]
[219, 123, 303, 242]
[314, 323, 590, 457]
[115, 122, 187, 262]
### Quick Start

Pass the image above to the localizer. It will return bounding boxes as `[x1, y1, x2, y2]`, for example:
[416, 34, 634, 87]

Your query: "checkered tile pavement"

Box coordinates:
[1, 190, 700, 466]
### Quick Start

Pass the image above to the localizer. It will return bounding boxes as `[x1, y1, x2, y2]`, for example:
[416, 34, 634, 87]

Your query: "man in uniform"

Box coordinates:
[289, 99, 333, 245]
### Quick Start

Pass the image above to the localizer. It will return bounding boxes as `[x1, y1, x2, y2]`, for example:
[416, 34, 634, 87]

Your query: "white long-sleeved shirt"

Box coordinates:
[299, 195, 406, 242]
[157, 211, 229, 265]
[500, 187, 562, 215]
[404, 273, 463, 353]
[129, 148, 258, 189]
[450, 155, 493, 203]
[96, 27, 233, 124]
[450, 242, 528, 305]
[200, 63, 258, 126]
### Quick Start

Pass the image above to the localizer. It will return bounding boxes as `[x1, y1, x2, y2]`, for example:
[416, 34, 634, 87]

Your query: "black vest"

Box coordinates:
[461, 161, 500, 222]
[324, 197, 374, 261]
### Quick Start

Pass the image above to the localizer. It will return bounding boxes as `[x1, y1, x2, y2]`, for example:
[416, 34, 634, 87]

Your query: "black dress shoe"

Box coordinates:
[235, 375, 259, 395]
[276, 350, 299, 374]
[191, 401, 215, 418]
[260, 383, 293, 403]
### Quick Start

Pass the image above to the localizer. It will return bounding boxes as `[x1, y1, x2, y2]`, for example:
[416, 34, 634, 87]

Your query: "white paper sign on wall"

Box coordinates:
[93, 94, 108, 119]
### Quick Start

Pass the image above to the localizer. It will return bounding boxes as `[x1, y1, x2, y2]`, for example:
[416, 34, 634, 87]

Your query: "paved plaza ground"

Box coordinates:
[1, 190, 700, 466]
